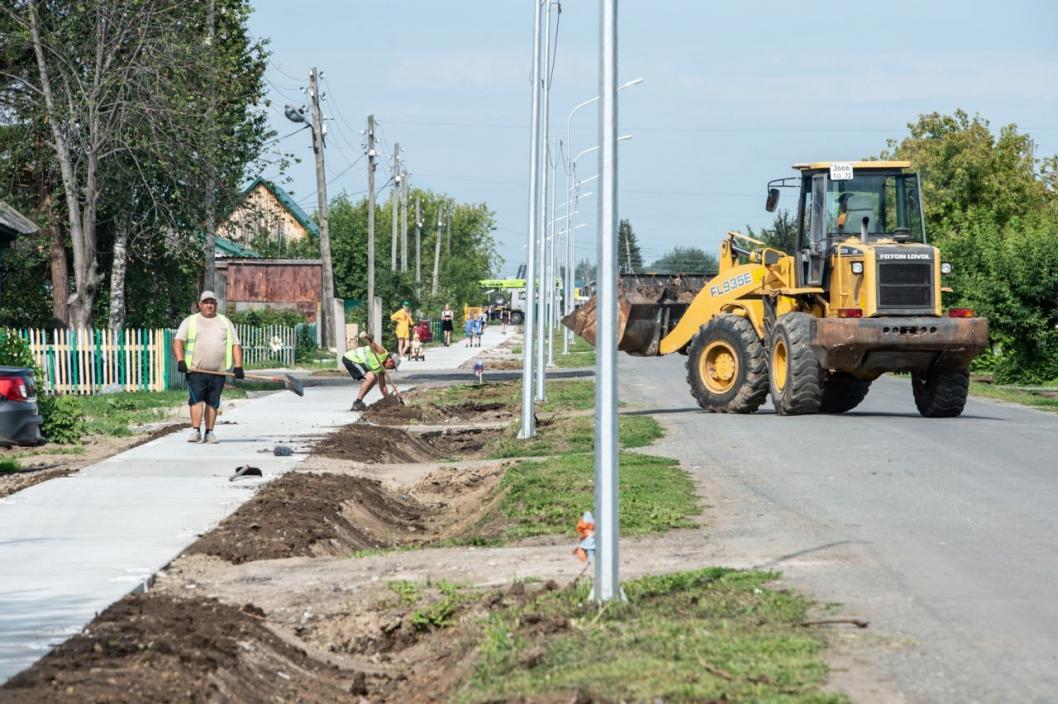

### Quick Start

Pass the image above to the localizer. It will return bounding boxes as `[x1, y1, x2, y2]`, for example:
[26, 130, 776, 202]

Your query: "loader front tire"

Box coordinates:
[819, 372, 872, 414]
[768, 313, 823, 415]
[912, 366, 969, 418]
[686, 315, 769, 413]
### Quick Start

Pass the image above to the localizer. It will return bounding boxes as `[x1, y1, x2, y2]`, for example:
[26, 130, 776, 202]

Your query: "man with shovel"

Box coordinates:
[173, 291, 243, 443]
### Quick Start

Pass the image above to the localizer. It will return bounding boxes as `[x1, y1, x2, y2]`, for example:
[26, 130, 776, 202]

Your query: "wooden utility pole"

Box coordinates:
[390, 143, 400, 271]
[431, 203, 444, 296]
[309, 67, 336, 347]
[400, 169, 409, 273]
[202, 0, 217, 293]
[414, 197, 422, 286]
[366, 114, 377, 337]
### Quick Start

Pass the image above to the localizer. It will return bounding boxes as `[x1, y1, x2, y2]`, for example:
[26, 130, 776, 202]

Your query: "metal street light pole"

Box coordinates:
[536, 0, 555, 402]
[595, 0, 620, 603]
[519, 0, 544, 440]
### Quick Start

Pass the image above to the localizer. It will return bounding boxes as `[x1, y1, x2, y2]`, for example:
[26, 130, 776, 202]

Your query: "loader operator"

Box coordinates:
[342, 332, 398, 411]
[173, 291, 244, 444]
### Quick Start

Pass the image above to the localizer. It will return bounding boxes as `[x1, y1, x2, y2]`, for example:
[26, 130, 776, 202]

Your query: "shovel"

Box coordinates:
[190, 368, 305, 396]
[385, 376, 405, 405]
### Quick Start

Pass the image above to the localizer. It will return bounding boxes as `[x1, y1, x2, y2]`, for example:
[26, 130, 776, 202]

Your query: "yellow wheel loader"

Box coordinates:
[564, 161, 989, 417]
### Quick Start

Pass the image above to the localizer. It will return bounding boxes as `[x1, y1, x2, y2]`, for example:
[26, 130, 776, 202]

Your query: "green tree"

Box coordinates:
[648, 247, 719, 273]
[328, 189, 500, 349]
[618, 218, 643, 273]
[746, 209, 799, 254]
[882, 110, 1058, 382]
[1, 0, 273, 329]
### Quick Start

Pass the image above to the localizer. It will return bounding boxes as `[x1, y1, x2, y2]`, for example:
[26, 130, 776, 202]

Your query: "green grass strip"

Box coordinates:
[462, 568, 846, 703]
[463, 450, 697, 543]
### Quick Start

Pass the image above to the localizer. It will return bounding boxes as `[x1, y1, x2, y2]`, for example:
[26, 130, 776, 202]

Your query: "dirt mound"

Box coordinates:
[362, 394, 511, 426]
[0, 593, 349, 704]
[186, 472, 426, 564]
[313, 422, 502, 463]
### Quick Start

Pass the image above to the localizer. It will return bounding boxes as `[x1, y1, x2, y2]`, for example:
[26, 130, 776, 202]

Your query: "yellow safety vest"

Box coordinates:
[185, 313, 236, 369]
[343, 346, 388, 373]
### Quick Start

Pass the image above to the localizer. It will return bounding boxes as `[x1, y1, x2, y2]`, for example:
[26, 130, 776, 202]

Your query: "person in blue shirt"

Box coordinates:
[471, 315, 483, 347]
[464, 315, 475, 348]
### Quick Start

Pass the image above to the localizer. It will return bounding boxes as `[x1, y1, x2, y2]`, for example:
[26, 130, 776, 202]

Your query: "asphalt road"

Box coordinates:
[620, 353, 1058, 703]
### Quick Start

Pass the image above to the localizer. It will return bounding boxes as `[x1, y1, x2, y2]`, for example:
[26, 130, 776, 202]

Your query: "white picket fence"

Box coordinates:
[234, 324, 296, 368]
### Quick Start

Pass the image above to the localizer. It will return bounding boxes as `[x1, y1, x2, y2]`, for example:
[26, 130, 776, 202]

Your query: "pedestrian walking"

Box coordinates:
[471, 314, 484, 347]
[173, 291, 243, 444]
[390, 301, 414, 359]
[441, 303, 454, 347]
[342, 333, 398, 411]
[464, 314, 474, 347]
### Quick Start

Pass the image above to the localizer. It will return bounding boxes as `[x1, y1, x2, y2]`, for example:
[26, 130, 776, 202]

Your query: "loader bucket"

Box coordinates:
[562, 274, 708, 357]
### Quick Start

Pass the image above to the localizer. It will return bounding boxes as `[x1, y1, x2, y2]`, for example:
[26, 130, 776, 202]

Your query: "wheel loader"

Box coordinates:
[564, 161, 989, 417]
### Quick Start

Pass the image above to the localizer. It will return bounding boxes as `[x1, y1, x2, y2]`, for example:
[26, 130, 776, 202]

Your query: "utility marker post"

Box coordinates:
[309, 67, 336, 348]
[520, 0, 544, 440]
[366, 115, 377, 337]
[390, 143, 400, 271]
[594, 0, 620, 602]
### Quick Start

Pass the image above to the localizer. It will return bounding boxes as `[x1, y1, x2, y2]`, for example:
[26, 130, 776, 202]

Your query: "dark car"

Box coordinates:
[0, 366, 43, 447]
[413, 320, 433, 344]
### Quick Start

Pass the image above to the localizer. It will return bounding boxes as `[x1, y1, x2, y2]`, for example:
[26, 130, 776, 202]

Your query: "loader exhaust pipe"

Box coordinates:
[861, 216, 869, 243]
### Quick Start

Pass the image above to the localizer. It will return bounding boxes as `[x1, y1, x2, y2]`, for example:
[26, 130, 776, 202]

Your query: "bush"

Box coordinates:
[228, 309, 307, 327]
[294, 325, 317, 363]
[0, 330, 35, 369]
[38, 395, 86, 445]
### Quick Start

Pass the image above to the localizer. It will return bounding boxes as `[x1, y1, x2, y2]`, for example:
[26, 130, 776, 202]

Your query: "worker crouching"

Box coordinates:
[342, 333, 399, 412]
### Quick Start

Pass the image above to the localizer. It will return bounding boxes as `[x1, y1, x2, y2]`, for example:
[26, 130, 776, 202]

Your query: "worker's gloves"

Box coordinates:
[233, 367, 245, 380]
[177, 360, 188, 374]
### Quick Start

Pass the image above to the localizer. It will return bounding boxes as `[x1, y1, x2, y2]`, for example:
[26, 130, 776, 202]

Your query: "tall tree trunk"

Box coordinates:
[37, 191, 69, 326]
[29, 0, 100, 330]
[107, 224, 129, 330]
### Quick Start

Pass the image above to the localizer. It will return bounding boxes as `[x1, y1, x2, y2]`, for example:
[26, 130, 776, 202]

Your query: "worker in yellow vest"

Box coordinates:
[342, 332, 398, 411]
[173, 291, 243, 443]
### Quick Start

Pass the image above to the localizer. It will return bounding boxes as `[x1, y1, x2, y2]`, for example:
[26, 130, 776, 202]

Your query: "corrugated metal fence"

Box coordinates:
[12, 324, 301, 395]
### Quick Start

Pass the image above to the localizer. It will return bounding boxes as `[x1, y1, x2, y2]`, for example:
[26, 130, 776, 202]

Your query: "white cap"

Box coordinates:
[199, 290, 217, 302]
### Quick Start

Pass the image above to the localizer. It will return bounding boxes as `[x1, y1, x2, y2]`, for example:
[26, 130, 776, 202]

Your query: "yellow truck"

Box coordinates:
[565, 161, 988, 417]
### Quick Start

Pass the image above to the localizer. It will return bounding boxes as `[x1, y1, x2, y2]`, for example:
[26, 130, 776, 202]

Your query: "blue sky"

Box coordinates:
[249, 1, 1058, 276]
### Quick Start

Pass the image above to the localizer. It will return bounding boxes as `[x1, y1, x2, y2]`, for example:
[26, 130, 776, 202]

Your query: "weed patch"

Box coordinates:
[0, 457, 19, 473]
[463, 568, 845, 703]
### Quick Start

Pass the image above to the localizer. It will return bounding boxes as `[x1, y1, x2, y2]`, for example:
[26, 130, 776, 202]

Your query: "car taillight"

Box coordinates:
[837, 308, 863, 319]
[0, 376, 29, 402]
[947, 308, 974, 318]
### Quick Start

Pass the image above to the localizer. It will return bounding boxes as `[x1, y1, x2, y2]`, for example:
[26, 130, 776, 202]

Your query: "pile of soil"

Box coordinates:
[313, 422, 502, 464]
[186, 473, 427, 564]
[0, 593, 350, 703]
[362, 395, 511, 426]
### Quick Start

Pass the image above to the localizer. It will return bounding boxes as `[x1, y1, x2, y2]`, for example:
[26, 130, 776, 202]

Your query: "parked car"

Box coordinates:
[0, 366, 43, 447]
[413, 320, 433, 344]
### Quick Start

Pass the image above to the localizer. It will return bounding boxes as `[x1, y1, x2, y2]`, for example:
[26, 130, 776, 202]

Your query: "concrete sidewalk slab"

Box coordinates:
[0, 324, 514, 682]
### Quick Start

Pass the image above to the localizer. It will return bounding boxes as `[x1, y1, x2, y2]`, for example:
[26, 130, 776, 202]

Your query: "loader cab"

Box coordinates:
[789, 162, 926, 287]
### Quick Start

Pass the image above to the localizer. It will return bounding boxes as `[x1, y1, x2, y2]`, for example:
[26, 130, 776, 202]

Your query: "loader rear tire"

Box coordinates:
[912, 366, 969, 418]
[768, 313, 823, 416]
[819, 373, 872, 414]
[685, 315, 769, 413]
[510, 311, 524, 326]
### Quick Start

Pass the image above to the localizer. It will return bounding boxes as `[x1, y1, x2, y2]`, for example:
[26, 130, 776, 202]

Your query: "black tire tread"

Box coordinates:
[819, 373, 872, 414]
[685, 315, 769, 413]
[770, 313, 823, 416]
[913, 367, 969, 417]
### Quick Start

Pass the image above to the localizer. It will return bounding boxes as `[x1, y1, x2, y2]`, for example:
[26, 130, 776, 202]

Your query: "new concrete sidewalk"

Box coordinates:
[0, 326, 511, 683]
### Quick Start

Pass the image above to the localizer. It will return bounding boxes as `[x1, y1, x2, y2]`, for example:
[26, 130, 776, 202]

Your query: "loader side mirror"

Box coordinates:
[765, 188, 780, 212]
